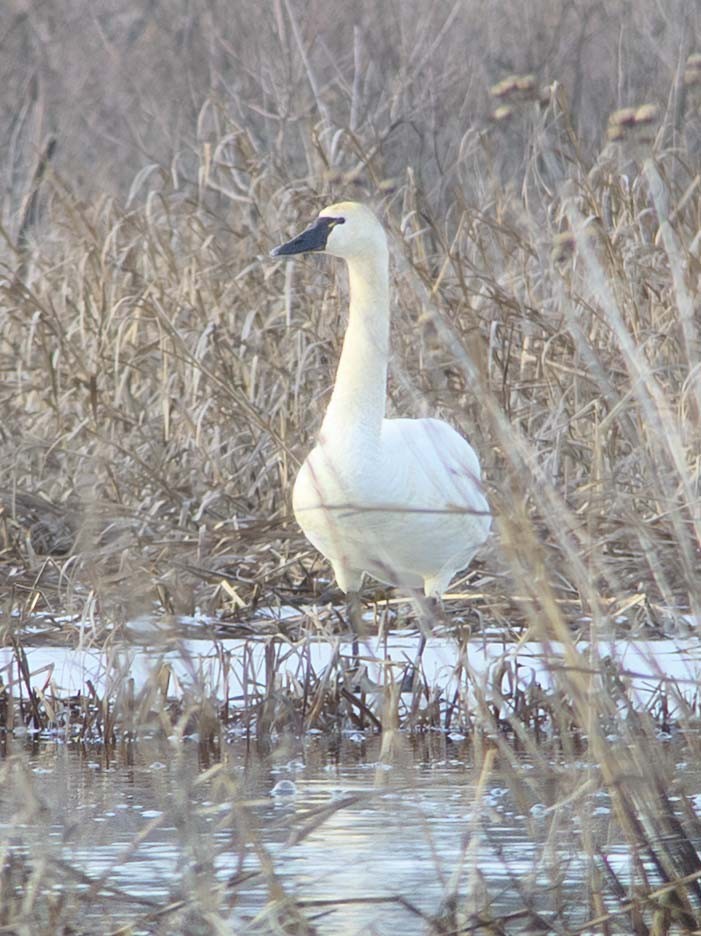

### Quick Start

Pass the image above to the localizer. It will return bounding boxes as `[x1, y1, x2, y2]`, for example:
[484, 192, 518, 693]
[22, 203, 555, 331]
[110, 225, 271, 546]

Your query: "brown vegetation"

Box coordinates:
[0, 0, 699, 640]
[1, 0, 701, 932]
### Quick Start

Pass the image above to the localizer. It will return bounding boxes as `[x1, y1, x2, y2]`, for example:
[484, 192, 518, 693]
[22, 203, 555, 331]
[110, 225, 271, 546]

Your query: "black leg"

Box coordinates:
[347, 590, 363, 661]
[416, 593, 440, 659]
[401, 594, 438, 692]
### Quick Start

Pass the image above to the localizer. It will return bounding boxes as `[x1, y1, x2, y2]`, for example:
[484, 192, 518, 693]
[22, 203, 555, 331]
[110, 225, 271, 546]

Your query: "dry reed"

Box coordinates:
[1, 0, 701, 932]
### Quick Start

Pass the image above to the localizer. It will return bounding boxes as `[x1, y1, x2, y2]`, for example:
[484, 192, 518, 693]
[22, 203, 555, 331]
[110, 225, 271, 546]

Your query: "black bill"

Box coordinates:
[270, 216, 339, 257]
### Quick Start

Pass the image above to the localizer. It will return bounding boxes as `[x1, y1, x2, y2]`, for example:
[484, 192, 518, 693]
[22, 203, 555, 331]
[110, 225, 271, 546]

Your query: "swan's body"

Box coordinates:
[272, 202, 490, 601]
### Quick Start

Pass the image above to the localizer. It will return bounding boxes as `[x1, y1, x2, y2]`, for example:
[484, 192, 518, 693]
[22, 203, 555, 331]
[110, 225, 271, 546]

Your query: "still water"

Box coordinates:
[1, 733, 635, 935]
[3, 632, 701, 932]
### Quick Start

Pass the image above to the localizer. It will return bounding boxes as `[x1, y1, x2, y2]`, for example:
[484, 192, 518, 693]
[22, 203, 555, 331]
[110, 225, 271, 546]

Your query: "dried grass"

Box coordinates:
[1, 0, 701, 932]
[0, 0, 698, 638]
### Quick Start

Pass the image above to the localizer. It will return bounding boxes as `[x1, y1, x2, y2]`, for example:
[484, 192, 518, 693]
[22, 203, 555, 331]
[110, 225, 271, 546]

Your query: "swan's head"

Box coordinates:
[271, 202, 386, 261]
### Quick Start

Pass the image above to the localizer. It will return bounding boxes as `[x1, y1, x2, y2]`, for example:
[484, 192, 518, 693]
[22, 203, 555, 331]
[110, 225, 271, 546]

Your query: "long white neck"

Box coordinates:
[321, 246, 390, 441]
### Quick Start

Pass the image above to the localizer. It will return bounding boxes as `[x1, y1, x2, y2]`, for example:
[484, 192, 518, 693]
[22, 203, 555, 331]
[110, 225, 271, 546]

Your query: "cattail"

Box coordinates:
[634, 103, 658, 126]
[606, 107, 638, 141]
[684, 52, 701, 88]
[489, 73, 538, 102]
[491, 104, 513, 122]
[606, 104, 658, 145]
[550, 231, 576, 265]
[684, 53, 701, 116]
[551, 222, 605, 267]
[489, 74, 547, 123]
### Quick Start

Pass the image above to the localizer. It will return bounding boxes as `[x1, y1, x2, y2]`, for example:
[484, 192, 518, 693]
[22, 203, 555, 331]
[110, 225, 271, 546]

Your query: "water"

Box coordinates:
[0, 733, 637, 935]
[3, 631, 701, 932]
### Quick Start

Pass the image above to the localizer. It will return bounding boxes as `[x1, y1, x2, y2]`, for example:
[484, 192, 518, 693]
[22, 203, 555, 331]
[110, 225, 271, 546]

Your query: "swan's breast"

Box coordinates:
[292, 435, 381, 546]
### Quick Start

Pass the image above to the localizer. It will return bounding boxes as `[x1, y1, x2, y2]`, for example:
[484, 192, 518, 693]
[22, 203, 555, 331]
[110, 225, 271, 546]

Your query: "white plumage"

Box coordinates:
[272, 201, 490, 604]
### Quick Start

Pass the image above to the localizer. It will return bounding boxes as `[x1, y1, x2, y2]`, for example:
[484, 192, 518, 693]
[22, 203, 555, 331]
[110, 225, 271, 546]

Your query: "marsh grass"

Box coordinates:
[2, 633, 701, 933]
[2, 0, 701, 932]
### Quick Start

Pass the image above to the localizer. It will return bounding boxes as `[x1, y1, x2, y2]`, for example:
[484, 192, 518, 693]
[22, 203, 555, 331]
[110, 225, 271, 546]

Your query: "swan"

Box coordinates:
[272, 202, 491, 644]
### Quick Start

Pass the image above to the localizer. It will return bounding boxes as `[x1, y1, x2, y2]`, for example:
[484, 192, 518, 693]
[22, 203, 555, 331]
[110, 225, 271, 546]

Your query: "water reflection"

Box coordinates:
[0, 733, 629, 934]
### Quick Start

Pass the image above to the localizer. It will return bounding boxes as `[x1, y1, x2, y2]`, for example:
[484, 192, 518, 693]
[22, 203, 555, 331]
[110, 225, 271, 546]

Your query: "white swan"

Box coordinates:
[272, 202, 490, 625]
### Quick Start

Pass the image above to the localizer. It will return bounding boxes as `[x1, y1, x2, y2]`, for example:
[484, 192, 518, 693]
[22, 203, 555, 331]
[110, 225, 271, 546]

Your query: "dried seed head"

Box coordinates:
[551, 223, 604, 266]
[490, 76, 516, 98]
[609, 107, 638, 129]
[684, 52, 701, 87]
[515, 75, 537, 93]
[607, 104, 658, 144]
[634, 103, 658, 125]
[489, 74, 538, 102]
[491, 104, 513, 122]
[550, 232, 576, 265]
[377, 177, 398, 192]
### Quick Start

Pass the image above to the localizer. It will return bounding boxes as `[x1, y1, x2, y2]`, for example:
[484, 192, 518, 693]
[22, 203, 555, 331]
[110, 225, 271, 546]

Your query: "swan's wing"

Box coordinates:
[382, 418, 489, 520]
[294, 418, 490, 592]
